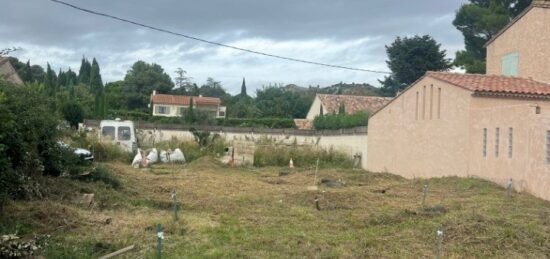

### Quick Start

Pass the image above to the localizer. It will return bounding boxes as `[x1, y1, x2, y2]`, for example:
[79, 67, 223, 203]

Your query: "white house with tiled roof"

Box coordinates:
[150, 91, 226, 118]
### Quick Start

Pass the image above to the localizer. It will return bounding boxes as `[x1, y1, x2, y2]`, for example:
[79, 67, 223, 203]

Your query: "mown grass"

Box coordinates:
[1, 159, 549, 258]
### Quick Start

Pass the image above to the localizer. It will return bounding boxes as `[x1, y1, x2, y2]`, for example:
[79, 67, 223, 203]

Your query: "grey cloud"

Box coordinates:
[1, 0, 467, 93]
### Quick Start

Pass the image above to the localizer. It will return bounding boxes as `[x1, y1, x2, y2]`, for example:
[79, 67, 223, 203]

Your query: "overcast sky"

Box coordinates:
[0, 0, 466, 94]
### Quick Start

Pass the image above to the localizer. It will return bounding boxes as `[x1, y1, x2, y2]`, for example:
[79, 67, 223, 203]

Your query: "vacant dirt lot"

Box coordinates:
[3, 157, 550, 258]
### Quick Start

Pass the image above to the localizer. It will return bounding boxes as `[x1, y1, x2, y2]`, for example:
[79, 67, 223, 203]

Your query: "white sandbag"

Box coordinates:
[146, 148, 158, 165]
[170, 148, 186, 163]
[160, 150, 169, 163]
[131, 148, 143, 168]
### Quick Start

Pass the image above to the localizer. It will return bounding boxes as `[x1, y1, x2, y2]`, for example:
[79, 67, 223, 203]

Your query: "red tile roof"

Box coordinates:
[427, 71, 550, 96]
[317, 94, 393, 115]
[151, 94, 221, 106]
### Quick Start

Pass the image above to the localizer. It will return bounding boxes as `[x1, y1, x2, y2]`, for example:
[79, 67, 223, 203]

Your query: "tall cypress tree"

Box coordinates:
[240, 77, 247, 96]
[89, 58, 104, 117]
[44, 63, 57, 96]
[78, 57, 91, 85]
[20, 60, 33, 83]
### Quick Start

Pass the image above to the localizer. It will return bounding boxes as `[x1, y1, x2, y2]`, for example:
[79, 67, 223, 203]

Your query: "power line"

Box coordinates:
[49, 0, 390, 74]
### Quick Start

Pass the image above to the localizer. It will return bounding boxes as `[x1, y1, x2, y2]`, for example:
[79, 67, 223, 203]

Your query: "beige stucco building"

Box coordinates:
[367, 72, 550, 200]
[367, 1, 550, 201]
[485, 1, 550, 83]
[150, 91, 226, 118]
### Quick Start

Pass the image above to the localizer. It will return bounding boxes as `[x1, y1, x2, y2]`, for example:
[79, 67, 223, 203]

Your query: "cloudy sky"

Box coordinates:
[1, 0, 466, 94]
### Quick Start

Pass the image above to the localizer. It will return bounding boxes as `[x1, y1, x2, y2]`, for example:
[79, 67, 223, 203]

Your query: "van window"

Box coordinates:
[118, 126, 132, 141]
[101, 126, 115, 139]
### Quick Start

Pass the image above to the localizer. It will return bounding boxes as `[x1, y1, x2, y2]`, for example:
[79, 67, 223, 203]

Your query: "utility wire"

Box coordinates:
[49, 0, 390, 74]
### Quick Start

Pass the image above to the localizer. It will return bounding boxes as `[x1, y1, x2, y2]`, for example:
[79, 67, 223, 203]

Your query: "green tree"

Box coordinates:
[78, 57, 91, 85]
[173, 67, 192, 93]
[240, 77, 247, 96]
[255, 85, 313, 118]
[20, 60, 32, 83]
[104, 80, 124, 111]
[30, 65, 45, 83]
[123, 60, 174, 110]
[61, 101, 84, 128]
[453, 0, 532, 73]
[44, 63, 57, 96]
[380, 35, 452, 96]
[185, 97, 195, 123]
[90, 58, 104, 118]
[199, 77, 227, 97]
[339, 103, 346, 114]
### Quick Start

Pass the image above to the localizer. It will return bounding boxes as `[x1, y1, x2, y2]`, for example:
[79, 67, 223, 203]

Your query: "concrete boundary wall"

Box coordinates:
[84, 120, 369, 169]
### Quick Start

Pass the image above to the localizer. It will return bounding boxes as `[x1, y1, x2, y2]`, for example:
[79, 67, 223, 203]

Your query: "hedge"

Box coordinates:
[313, 111, 369, 130]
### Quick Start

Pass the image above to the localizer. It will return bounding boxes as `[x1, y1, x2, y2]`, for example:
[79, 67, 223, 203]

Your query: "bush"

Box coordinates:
[253, 145, 354, 168]
[216, 117, 296, 128]
[313, 111, 369, 130]
[0, 81, 66, 211]
[81, 165, 121, 189]
[154, 135, 227, 162]
[91, 141, 133, 163]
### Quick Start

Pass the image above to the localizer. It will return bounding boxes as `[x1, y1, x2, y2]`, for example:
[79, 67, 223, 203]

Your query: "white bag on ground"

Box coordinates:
[160, 150, 169, 163]
[170, 148, 185, 163]
[146, 148, 158, 165]
[131, 148, 143, 168]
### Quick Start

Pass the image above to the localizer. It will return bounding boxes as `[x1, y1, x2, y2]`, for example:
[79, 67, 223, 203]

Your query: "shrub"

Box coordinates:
[81, 165, 121, 189]
[216, 118, 296, 128]
[154, 135, 227, 162]
[91, 141, 133, 163]
[253, 145, 354, 168]
[313, 111, 369, 130]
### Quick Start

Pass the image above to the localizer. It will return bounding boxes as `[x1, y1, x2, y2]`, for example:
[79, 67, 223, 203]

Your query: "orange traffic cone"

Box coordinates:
[289, 158, 294, 168]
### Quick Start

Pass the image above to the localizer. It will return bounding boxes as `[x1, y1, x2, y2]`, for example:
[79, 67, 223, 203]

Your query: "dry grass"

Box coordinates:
[2, 159, 550, 258]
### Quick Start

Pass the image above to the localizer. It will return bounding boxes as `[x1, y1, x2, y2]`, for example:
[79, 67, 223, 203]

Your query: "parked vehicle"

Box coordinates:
[58, 141, 94, 163]
[99, 119, 137, 152]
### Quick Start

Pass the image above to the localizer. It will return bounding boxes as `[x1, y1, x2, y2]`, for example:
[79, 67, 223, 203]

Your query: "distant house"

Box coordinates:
[150, 91, 226, 118]
[294, 94, 392, 130]
[0, 57, 23, 85]
[367, 1, 550, 201]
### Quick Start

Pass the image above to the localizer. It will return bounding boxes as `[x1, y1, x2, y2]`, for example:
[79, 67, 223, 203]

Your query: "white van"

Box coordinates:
[99, 119, 138, 152]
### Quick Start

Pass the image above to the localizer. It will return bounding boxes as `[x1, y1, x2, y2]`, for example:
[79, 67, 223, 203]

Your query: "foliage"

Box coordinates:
[199, 77, 227, 98]
[91, 141, 133, 163]
[380, 35, 452, 97]
[216, 117, 296, 128]
[240, 77, 247, 96]
[61, 101, 84, 128]
[313, 111, 369, 130]
[173, 67, 193, 93]
[123, 60, 174, 111]
[255, 84, 314, 118]
[253, 145, 354, 168]
[80, 165, 121, 189]
[453, 0, 532, 73]
[89, 58, 105, 118]
[190, 129, 220, 148]
[154, 137, 226, 162]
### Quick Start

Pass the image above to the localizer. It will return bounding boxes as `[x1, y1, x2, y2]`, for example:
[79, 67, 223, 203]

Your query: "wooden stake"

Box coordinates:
[98, 245, 135, 259]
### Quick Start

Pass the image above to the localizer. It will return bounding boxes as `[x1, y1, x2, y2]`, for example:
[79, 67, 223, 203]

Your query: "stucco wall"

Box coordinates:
[367, 77, 473, 178]
[469, 97, 550, 200]
[306, 96, 323, 120]
[486, 7, 550, 83]
[138, 128, 368, 169]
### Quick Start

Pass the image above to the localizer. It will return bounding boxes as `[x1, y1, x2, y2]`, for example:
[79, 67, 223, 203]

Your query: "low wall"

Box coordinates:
[84, 120, 369, 169]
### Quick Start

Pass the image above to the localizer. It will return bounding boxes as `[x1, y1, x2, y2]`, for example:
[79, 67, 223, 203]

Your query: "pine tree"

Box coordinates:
[186, 97, 195, 124]
[89, 58, 104, 117]
[339, 103, 346, 114]
[78, 57, 91, 85]
[57, 69, 66, 89]
[44, 63, 57, 96]
[20, 60, 33, 82]
[240, 77, 247, 96]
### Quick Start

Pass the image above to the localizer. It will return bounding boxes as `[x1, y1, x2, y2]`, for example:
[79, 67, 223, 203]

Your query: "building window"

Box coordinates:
[536, 106, 541, 114]
[495, 127, 500, 158]
[430, 85, 433, 120]
[101, 126, 115, 139]
[437, 88, 441, 119]
[422, 86, 426, 120]
[508, 128, 513, 158]
[415, 92, 419, 120]
[483, 128, 487, 157]
[156, 106, 170, 114]
[219, 111, 225, 117]
[547, 130, 550, 164]
[501, 52, 518, 76]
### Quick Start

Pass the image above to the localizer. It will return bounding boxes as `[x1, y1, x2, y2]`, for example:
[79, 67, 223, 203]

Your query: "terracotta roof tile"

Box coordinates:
[427, 71, 550, 96]
[0, 57, 24, 85]
[151, 94, 221, 106]
[317, 94, 393, 115]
